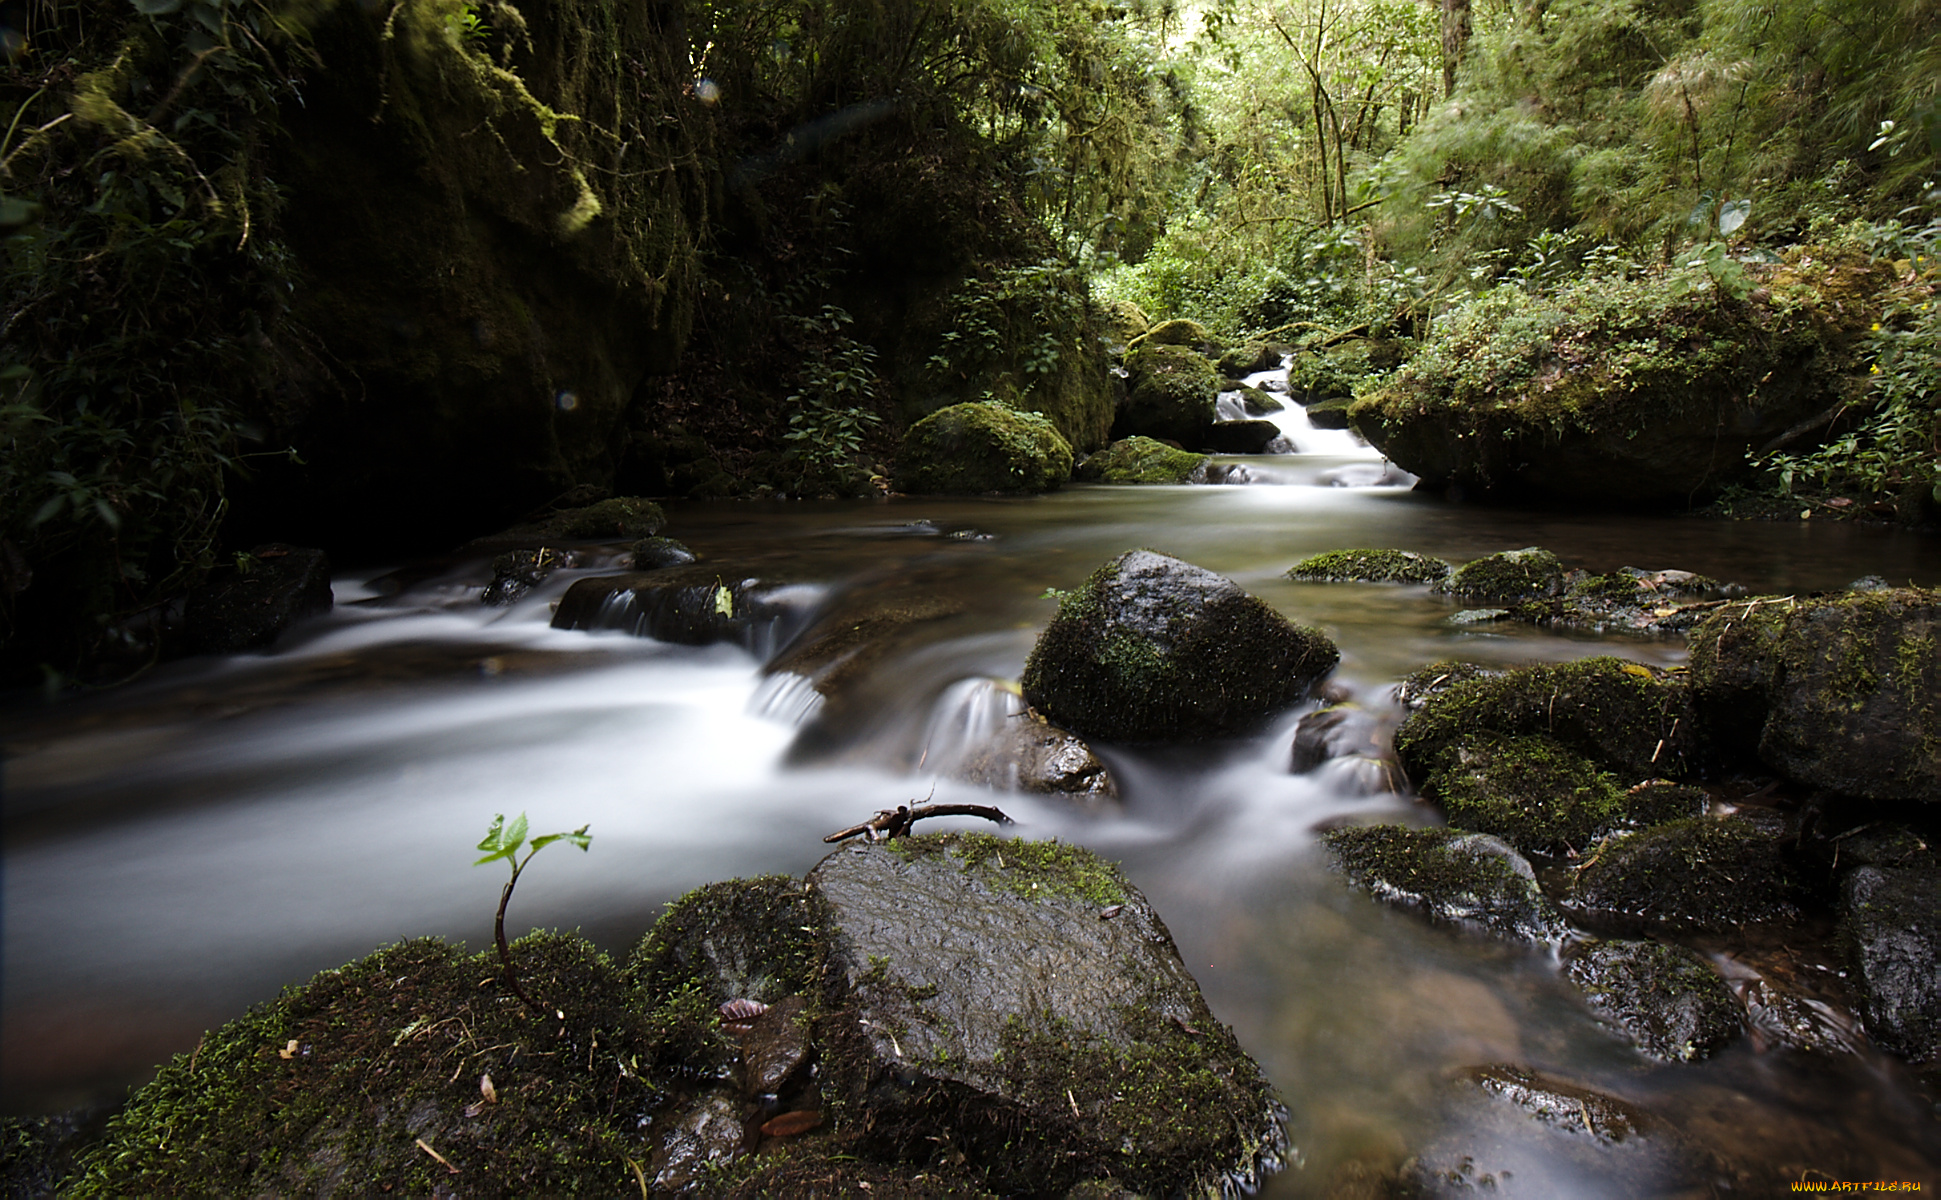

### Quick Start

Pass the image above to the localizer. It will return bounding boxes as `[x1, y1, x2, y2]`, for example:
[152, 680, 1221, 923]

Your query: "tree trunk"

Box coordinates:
[1441, 0, 1472, 99]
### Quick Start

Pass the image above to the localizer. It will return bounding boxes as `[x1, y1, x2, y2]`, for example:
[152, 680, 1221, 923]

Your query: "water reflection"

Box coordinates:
[3, 474, 1938, 1191]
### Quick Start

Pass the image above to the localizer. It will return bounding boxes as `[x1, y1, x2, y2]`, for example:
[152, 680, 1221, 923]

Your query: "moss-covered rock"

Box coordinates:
[1303, 394, 1356, 430]
[894, 402, 1074, 495]
[1073, 436, 1210, 484]
[1021, 550, 1340, 742]
[481, 546, 582, 606]
[1132, 318, 1218, 353]
[1687, 588, 1941, 805]
[1572, 817, 1797, 933]
[1395, 660, 1500, 711]
[1320, 824, 1567, 942]
[1561, 940, 1742, 1062]
[1239, 385, 1285, 415]
[630, 536, 697, 569]
[1393, 656, 1701, 784]
[1434, 734, 1647, 856]
[1201, 418, 1285, 454]
[1840, 864, 1941, 1064]
[1118, 343, 1220, 447]
[1352, 259, 1888, 506]
[1433, 547, 1567, 603]
[1217, 341, 1280, 378]
[1100, 299, 1152, 349]
[1508, 566, 1735, 636]
[808, 834, 1286, 1196]
[1286, 548, 1452, 584]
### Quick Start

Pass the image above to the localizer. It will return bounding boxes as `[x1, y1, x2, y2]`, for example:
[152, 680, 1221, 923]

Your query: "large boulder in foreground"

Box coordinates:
[1022, 551, 1340, 742]
[67, 836, 1282, 1196]
[809, 834, 1285, 1195]
[1687, 588, 1941, 804]
[894, 401, 1073, 494]
[1351, 253, 1886, 506]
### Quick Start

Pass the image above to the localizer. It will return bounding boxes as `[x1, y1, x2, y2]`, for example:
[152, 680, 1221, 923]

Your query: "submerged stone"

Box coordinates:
[1840, 864, 1941, 1064]
[1687, 588, 1941, 805]
[1393, 656, 1701, 784]
[550, 566, 823, 658]
[895, 402, 1073, 495]
[1021, 550, 1339, 742]
[1562, 939, 1742, 1062]
[952, 712, 1121, 809]
[1073, 436, 1210, 484]
[1571, 817, 1796, 934]
[1286, 548, 1452, 584]
[1433, 546, 1567, 603]
[808, 834, 1286, 1196]
[1321, 824, 1567, 943]
[480, 546, 580, 606]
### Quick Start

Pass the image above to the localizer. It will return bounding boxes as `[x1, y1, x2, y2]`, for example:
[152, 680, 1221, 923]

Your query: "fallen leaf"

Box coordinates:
[759, 1110, 822, 1138]
[479, 1074, 497, 1104]
[278, 1039, 298, 1060]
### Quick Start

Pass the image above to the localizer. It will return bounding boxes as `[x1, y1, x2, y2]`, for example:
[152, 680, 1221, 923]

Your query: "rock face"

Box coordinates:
[809, 835, 1285, 1195]
[894, 401, 1074, 494]
[181, 545, 333, 655]
[1562, 939, 1742, 1062]
[1687, 588, 1941, 804]
[1022, 550, 1340, 742]
[1118, 343, 1220, 446]
[1351, 257, 1884, 506]
[1075, 436, 1210, 484]
[1841, 864, 1941, 1063]
[1321, 825, 1566, 943]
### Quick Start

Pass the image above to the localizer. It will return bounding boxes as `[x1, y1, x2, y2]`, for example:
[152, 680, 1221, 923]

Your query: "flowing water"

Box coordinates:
[5, 402, 1940, 1192]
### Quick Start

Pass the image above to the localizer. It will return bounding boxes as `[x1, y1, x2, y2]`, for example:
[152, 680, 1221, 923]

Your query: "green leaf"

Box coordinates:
[530, 824, 593, 854]
[713, 584, 733, 617]
[474, 811, 529, 864]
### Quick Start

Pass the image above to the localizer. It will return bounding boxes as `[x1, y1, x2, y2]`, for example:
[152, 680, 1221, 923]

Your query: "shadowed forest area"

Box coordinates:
[1, 0, 1935, 683]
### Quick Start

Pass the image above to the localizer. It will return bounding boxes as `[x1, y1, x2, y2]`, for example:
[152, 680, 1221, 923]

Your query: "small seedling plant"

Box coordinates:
[475, 813, 591, 1017]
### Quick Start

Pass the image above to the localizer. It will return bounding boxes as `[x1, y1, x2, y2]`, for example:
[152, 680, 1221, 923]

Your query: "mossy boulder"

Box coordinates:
[1572, 817, 1796, 933]
[1118, 344, 1220, 447]
[1352, 259, 1888, 506]
[1216, 341, 1280, 378]
[1562, 940, 1742, 1062]
[1433, 547, 1567, 603]
[1073, 437, 1210, 484]
[1303, 394, 1356, 430]
[1393, 656, 1701, 785]
[1434, 734, 1689, 856]
[1687, 588, 1941, 804]
[1239, 385, 1285, 415]
[1100, 298, 1151, 349]
[1132, 318, 1218, 353]
[630, 536, 697, 569]
[1840, 864, 1941, 1064]
[1286, 548, 1452, 584]
[1508, 566, 1735, 636]
[1021, 550, 1340, 742]
[894, 402, 1074, 495]
[808, 834, 1286, 1196]
[1320, 825, 1567, 943]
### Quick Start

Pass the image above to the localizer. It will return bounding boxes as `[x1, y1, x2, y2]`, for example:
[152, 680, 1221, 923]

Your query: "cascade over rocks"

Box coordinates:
[1021, 550, 1340, 742]
[1687, 588, 1941, 805]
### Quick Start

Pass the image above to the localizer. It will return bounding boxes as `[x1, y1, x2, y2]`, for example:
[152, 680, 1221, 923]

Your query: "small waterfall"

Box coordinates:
[912, 677, 1025, 776]
[1238, 359, 1372, 457]
[750, 670, 826, 726]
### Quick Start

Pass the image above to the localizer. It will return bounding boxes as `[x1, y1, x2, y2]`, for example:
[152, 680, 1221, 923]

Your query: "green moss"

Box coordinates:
[69, 935, 664, 1197]
[993, 1008, 1282, 1195]
[1120, 343, 1219, 445]
[625, 876, 825, 1007]
[1562, 939, 1741, 1063]
[1321, 824, 1565, 942]
[895, 402, 1074, 494]
[888, 832, 1128, 908]
[1286, 548, 1452, 584]
[1432, 733, 1632, 855]
[1394, 655, 1698, 783]
[1433, 547, 1567, 602]
[1073, 436, 1210, 484]
[1131, 319, 1216, 350]
[1573, 817, 1797, 933]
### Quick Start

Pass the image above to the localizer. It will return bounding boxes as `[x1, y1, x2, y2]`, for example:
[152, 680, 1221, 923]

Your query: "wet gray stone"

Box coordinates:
[1841, 864, 1941, 1063]
[1321, 825, 1567, 943]
[1562, 939, 1742, 1062]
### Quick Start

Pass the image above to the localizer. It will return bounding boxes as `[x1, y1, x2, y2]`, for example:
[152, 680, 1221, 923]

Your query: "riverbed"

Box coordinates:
[4, 435, 1939, 1192]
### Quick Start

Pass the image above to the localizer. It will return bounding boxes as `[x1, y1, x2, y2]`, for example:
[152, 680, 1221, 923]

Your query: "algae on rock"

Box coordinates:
[1074, 436, 1211, 484]
[894, 402, 1074, 495]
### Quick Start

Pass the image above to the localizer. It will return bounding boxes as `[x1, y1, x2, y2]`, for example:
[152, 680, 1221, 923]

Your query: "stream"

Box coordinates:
[5, 392, 1940, 1193]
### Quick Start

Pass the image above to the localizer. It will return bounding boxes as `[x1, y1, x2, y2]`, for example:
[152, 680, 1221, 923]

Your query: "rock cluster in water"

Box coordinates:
[57, 834, 1285, 1197]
